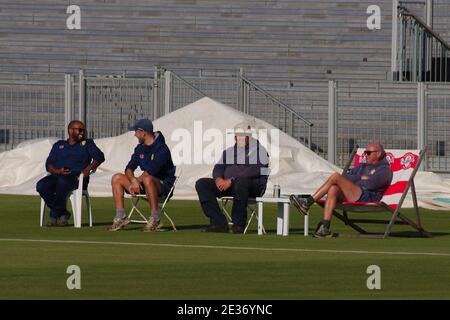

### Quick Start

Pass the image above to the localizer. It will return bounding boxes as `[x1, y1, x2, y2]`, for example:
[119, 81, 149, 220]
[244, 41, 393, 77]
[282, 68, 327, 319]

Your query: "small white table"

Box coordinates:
[255, 196, 309, 236]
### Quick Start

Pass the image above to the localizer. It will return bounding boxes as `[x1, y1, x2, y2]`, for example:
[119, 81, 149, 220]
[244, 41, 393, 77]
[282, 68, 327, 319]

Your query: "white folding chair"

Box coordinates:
[127, 173, 181, 231]
[39, 173, 92, 228]
[219, 196, 266, 234]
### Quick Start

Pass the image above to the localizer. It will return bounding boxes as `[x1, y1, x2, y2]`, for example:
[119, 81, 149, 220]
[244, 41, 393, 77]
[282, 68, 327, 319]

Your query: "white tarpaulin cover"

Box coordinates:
[1, 97, 450, 210]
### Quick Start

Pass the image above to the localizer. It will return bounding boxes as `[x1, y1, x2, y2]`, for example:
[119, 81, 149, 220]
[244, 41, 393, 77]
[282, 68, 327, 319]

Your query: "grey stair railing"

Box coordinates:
[158, 67, 316, 151]
[395, 5, 450, 82]
[238, 74, 314, 151]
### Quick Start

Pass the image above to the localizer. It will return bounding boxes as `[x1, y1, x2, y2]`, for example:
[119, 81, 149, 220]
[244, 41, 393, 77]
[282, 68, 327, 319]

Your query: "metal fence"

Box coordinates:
[427, 83, 450, 171]
[334, 81, 418, 167]
[2, 70, 450, 172]
[330, 80, 450, 171]
[394, 2, 450, 82]
[84, 76, 154, 139]
[0, 79, 65, 152]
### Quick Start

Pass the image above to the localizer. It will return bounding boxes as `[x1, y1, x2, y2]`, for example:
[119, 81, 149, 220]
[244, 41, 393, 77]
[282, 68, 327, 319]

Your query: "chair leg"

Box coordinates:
[162, 210, 177, 231]
[244, 206, 266, 235]
[220, 198, 233, 225]
[244, 209, 255, 234]
[69, 194, 77, 227]
[127, 197, 148, 223]
[85, 194, 92, 227]
[40, 198, 46, 227]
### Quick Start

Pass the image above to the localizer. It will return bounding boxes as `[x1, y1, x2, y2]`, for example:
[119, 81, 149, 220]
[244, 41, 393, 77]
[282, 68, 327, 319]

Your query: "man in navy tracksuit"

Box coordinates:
[36, 120, 105, 226]
[195, 122, 269, 234]
[290, 142, 393, 237]
[108, 118, 176, 232]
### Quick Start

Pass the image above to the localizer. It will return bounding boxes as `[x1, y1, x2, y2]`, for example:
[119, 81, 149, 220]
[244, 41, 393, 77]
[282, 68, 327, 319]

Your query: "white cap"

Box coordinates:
[232, 121, 254, 136]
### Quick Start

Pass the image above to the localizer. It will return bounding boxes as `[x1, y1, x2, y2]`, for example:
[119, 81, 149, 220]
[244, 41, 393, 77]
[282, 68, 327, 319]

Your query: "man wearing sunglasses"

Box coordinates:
[36, 120, 105, 226]
[290, 142, 392, 237]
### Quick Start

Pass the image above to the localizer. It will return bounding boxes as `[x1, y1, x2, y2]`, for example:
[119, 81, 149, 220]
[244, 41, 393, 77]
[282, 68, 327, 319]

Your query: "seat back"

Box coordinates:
[353, 148, 421, 209]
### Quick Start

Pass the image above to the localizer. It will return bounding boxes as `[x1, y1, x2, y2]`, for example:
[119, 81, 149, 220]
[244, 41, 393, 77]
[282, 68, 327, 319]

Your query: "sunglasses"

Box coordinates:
[364, 150, 378, 155]
[71, 127, 86, 132]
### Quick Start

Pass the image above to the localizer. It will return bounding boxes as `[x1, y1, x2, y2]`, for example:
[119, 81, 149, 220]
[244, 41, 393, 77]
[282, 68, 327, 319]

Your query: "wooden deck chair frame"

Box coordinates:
[40, 173, 93, 228]
[219, 197, 266, 234]
[317, 145, 431, 238]
[127, 173, 181, 231]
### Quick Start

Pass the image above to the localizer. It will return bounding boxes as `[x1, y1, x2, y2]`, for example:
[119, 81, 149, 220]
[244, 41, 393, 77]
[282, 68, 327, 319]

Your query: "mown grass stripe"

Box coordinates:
[1, 238, 450, 257]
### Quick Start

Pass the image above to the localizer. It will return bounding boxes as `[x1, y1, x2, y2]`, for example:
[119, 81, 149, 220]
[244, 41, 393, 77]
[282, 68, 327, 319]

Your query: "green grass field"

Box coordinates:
[1, 194, 449, 300]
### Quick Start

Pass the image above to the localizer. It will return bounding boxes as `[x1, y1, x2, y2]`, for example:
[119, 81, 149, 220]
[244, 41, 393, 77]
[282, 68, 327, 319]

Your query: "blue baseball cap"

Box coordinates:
[129, 119, 153, 133]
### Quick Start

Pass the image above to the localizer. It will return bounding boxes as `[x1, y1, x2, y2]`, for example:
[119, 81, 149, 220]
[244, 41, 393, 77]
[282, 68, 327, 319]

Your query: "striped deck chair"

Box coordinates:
[317, 145, 431, 238]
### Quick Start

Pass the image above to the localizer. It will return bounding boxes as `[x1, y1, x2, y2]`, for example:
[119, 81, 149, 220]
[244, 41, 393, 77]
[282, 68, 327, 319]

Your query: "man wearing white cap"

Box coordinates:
[195, 121, 269, 233]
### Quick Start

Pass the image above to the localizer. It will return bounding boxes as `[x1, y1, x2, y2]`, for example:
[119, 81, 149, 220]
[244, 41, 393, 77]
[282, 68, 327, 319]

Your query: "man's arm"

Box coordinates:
[343, 166, 362, 183]
[212, 150, 230, 191]
[122, 168, 140, 196]
[46, 163, 71, 176]
[81, 159, 101, 177]
[357, 166, 392, 191]
[123, 148, 142, 195]
[82, 140, 105, 176]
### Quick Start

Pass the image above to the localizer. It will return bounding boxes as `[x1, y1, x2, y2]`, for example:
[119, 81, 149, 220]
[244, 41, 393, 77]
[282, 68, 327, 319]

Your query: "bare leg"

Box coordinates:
[323, 185, 345, 221]
[111, 173, 130, 209]
[312, 173, 362, 203]
[140, 173, 161, 214]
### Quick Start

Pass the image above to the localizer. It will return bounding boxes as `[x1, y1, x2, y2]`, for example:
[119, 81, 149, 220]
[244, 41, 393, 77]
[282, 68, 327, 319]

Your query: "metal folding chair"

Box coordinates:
[127, 174, 181, 231]
[219, 196, 266, 234]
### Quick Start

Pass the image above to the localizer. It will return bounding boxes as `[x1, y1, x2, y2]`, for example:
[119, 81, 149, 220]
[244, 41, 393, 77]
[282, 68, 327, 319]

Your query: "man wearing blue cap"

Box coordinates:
[36, 120, 105, 226]
[108, 118, 176, 232]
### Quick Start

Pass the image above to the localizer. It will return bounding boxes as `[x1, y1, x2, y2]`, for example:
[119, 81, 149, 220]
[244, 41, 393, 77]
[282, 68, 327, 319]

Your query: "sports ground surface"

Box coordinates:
[1, 194, 449, 300]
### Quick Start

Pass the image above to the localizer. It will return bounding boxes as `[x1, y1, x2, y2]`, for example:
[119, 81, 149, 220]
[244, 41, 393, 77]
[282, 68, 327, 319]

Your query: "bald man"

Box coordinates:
[37, 120, 105, 226]
[290, 142, 392, 237]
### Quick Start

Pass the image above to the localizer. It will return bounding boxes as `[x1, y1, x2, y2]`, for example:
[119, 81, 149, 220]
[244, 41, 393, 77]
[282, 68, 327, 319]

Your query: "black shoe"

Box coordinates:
[231, 224, 244, 234]
[57, 211, 71, 227]
[46, 217, 58, 227]
[201, 224, 229, 233]
[313, 224, 333, 238]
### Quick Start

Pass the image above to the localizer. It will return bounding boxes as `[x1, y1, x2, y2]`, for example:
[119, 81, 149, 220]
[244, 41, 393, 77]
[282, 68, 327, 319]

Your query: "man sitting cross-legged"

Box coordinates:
[290, 142, 392, 238]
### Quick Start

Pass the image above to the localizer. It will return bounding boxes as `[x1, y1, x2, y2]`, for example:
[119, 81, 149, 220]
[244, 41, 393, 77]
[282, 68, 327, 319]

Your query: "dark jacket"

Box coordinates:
[344, 157, 393, 199]
[125, 131, 176, 188]
[212, 137, 269, 190]
[46, 138, 105, 175]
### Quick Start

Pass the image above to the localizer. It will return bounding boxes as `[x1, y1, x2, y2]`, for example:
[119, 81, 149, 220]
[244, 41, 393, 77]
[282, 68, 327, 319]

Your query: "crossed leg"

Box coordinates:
[312, 173, 362, 220]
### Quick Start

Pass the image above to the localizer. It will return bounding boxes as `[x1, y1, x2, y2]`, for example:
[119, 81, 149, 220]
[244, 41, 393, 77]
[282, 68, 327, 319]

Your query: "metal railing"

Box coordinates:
[159, 68, 316, 152]
[332, 81, 418, 167]
[3, 70, 450, 172]
[395, 5, 450, 82]
[83, 75, 154, 139]
[0, 79, 65, 151]
[239, 75, 314, 150]
[166, 70, 207, 112]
